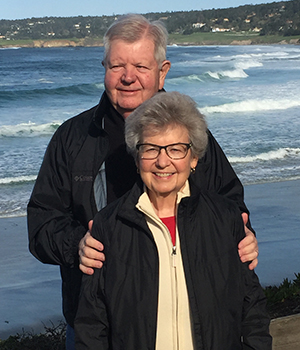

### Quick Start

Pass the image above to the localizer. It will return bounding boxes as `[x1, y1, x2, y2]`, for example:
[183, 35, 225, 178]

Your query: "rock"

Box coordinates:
[32, 38, 103, 48]
[230, 39, 252, 45]
[290, 39, 300, 45]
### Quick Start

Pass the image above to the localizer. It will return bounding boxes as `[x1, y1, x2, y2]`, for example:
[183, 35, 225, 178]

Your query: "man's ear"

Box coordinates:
[159, 60, 171, 89]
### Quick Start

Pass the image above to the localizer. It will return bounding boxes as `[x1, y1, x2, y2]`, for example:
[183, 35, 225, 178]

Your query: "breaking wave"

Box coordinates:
[0, 121, 62, 137]
[0, 175, 37, 185]
[0, 83, 104, 101]
[207, 68, 248, 79]
[201, 98, 300, 114]
[229, 148, 300, 163]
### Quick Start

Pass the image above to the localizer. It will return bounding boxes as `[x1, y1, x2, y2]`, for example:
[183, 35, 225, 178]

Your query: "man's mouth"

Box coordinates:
[118, 88, 140, 93]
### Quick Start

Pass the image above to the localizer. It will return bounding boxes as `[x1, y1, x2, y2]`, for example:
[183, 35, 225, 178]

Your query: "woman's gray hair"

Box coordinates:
[103, 14, 168, 66]
[125, 91, 208, 159]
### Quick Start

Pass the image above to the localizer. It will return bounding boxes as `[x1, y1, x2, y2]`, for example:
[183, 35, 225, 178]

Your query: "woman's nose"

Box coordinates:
[155, 149, 171, 167]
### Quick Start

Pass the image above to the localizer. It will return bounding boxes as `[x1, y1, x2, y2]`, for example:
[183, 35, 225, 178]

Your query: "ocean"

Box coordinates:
[1, 44, 300, 337]
[1, 44, 300, 218]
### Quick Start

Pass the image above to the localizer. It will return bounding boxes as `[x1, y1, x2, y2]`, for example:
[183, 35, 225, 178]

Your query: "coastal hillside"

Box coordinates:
[0, 0, 299, 44]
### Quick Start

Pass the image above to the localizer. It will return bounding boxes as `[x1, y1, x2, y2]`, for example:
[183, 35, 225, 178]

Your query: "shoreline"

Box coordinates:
[1, 36, 300, 49]
[0, 178, 299, 339]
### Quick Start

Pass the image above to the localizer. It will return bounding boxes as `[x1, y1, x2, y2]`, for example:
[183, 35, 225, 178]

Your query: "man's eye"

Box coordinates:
[136, 65, 149, 72]
[110, 65, 123, 72]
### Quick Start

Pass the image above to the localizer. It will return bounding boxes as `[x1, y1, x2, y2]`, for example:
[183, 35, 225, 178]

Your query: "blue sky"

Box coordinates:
[2, 0, 279, 20]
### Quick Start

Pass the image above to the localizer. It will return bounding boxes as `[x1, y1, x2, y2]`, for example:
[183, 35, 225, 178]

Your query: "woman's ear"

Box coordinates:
[191, 156, 198, 170]
[135, 159, 140, 174]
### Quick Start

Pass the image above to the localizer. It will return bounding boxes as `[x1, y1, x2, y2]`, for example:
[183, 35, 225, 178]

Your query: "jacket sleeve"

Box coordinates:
[75, 269, 109, 349]
[75, 217, 109, 349]
[241, 271, 272, 349]
[193, 129, 249, 215]
[27, 127, 87, 267]
[232, 214, 272, 349]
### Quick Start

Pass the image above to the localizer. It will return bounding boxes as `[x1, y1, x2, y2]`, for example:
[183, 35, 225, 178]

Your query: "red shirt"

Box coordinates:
[160, 216, 176, 246]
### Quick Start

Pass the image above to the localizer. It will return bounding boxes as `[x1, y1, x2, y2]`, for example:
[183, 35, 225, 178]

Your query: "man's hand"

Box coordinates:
[79, 220, 105, 275]
[238, 213, 259, 270]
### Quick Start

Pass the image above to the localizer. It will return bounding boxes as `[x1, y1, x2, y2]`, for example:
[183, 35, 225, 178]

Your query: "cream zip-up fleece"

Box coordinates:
[136, 181, 194, 350]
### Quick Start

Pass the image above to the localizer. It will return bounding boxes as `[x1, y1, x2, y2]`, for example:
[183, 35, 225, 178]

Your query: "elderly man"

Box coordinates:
[27, 14, 258, 349]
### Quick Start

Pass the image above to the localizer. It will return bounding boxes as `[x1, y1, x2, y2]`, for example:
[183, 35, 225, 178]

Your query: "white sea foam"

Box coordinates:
[0, 47, 21, 50]
[229, 148, 300, 163]
[0, 175, 37, 185]
[0, 121, 62, 137]
[38, 78, 54, 84]
[207, 68, 248, 80]
[234, 59, 263, 70]
[201, 98, 300, 114]
[166, 74, 204, 85]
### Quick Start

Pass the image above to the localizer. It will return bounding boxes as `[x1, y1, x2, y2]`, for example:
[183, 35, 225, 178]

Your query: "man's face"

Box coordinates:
[104, 38, 170, 118]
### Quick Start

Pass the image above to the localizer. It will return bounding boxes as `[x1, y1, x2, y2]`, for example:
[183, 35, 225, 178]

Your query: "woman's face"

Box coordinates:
[137, 124, 198, 201]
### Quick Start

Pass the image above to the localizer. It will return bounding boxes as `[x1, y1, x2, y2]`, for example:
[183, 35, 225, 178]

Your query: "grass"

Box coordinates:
[168, 32, 300, 45]
[0, 39, 35, 47]
[0, 274, 299, 348]
[0, 37, 103, 48]
[1, 33, 300, 48]
[265, 273, 300, 319]
[0, 321, 66, 350]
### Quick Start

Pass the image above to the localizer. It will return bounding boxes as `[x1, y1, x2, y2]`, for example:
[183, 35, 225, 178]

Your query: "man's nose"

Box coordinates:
[121, 67, 136, 84]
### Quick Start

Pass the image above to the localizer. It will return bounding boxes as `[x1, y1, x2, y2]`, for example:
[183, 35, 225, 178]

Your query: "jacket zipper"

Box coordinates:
[172, 245, 177, 267]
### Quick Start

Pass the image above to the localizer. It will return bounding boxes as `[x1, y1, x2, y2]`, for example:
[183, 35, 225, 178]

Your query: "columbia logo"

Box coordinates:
[74, 175, 93, 182]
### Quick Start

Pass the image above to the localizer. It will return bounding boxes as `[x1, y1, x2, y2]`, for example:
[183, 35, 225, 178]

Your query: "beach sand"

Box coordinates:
[0, 179, 299, 339]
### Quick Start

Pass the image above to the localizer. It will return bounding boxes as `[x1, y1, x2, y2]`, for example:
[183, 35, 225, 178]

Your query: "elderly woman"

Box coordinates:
[75, 92, 271, 350]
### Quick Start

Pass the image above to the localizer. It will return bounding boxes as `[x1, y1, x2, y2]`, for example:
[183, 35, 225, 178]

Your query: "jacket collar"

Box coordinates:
[92, 89, 167, 132]
[92, 91, 123, 131]
[117, 177, 202, 226]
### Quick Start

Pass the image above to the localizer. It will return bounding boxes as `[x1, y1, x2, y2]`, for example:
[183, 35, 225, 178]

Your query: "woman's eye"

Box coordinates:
[170, 147, 181, 153]
[145, 147, 156, 153]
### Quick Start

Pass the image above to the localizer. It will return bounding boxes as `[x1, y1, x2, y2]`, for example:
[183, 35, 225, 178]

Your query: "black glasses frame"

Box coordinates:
[136, 142, 192, 160]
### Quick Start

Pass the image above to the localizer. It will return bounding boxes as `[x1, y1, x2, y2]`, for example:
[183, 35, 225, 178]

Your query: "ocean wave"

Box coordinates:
[166, 74, 204, 85]
[166, 68, 248, 85]
[229, 148, 300, 163]
[0, 175, 37, 185]
[0, 82, 104, 101]
[234, 59, 263, 70]
[201, 98, 300, 114]
[0, 121, 62, 138]
[0, 47, 21, 50]
[211, 53, 264, 70]
[229, 51, 292, 62]
[207, 68, 248, 80]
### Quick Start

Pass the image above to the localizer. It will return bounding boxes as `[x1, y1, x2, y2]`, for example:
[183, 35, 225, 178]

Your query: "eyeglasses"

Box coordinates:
[136, 142, 192, 160]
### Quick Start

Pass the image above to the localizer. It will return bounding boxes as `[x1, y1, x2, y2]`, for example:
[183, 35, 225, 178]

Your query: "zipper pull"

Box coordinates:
[172, 246, 176, 267]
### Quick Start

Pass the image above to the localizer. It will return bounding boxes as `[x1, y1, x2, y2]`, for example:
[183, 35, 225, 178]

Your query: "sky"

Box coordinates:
[1, 0, 280, 20]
